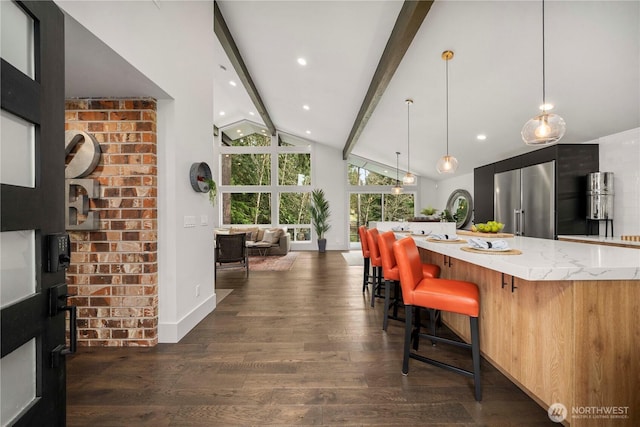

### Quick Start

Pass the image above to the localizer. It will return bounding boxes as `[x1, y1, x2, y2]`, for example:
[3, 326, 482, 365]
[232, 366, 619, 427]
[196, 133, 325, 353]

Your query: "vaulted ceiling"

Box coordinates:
[214, 0, 640, 181]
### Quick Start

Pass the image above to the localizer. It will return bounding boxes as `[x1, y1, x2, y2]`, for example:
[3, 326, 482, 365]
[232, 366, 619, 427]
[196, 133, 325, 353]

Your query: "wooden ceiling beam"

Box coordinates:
[214, 1, 277, 136]
[342, 0, 434, 160]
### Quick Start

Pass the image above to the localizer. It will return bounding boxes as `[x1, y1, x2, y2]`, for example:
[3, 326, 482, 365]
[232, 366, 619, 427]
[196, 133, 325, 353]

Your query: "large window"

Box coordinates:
[221, 153, 271, 186]
[349, 193, 414, 242]
[348, 157, 415, 243]
[278, 153, 310, 186]
[218, 123, 312, 241]
[279, 192, 311, 242]
[222, 192, 271, 224]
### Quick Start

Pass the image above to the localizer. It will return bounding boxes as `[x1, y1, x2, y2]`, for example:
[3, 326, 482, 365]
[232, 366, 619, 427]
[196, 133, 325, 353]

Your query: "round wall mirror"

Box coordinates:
[446, 189, 473, 229]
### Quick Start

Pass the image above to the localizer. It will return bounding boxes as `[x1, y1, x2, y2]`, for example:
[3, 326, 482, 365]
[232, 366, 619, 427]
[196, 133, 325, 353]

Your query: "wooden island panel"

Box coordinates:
[418, 247, 639, 426]
[573, 280, 640, 426]
[511, 279, 573, 411]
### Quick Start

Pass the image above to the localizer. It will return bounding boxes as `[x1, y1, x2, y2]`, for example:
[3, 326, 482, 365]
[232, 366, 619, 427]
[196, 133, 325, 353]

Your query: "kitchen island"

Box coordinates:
[408, 234, 639, 426]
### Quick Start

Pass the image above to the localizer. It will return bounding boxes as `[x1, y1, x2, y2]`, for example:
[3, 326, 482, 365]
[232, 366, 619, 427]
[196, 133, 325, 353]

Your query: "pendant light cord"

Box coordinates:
[445, 57, 450, 156]
[542, 0, 546, 108]
[406, 101, 411, 173]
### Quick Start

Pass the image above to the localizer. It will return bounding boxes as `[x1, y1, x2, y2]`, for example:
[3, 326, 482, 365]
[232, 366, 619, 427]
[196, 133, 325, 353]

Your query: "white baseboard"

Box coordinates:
[158, 294, 215, 343]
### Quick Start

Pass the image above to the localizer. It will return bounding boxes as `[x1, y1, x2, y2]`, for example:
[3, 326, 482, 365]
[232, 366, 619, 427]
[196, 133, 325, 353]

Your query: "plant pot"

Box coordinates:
[317, 238, 327, 253]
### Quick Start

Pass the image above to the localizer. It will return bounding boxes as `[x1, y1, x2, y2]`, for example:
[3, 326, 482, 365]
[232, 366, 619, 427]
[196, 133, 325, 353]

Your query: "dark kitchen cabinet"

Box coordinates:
[473, 144, 599, 236]
[473, 164, 495, 223]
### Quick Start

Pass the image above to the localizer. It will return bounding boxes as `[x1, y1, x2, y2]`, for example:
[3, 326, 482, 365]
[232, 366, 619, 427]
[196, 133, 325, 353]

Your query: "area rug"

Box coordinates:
[341, 251, 364, 266]
[249, 252, 298, 271]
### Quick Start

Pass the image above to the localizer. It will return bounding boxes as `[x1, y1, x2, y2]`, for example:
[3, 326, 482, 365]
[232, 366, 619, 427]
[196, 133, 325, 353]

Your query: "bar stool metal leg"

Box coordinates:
[362, 257, 370, 292]
[383, 279, 392, 331]
[471, 316, 482, 401]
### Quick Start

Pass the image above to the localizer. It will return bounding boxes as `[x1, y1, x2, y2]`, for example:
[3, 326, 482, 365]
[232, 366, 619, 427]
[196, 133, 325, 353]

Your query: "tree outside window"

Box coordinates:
[222, 192, 271, 225]
[278, 153, 310, 186]
[221, 153, 271, 186]
[218, 127, 313, 234]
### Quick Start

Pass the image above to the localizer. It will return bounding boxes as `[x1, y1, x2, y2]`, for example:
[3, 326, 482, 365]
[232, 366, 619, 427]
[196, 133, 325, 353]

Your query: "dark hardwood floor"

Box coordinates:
[67, 251, 555, 426]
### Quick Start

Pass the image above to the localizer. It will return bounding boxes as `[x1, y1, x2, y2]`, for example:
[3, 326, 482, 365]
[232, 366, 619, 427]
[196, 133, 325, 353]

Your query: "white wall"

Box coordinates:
[57, 1, 217, 343]
[314, 143, 349, 250]
[593, 127, 640, 237]
[416, 176, 438, 216]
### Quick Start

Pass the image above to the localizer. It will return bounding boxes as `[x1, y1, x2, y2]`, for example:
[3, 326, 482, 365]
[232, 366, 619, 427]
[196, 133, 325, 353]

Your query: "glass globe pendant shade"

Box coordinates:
[436, 155, 458, 174]
[402, 172, 416, 185]
[391, 184, 403, 194]
[521, 112, 566, 145]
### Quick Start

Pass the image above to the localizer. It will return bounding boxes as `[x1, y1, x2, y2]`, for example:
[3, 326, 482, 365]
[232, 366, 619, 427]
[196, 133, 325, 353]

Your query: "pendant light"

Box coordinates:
[436, 50, 458, 174]
[392, 151, 403, 194]
[521, 0, 566, 145]
[402, 99, 416, 185]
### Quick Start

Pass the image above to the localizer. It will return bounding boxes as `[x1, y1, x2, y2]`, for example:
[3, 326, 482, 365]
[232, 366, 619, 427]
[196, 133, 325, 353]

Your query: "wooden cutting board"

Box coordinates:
[457, 230, 515, 238]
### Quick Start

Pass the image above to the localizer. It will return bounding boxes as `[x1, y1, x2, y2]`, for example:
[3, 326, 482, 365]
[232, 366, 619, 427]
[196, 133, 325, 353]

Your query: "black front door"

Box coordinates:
[1, 1, 68, 425]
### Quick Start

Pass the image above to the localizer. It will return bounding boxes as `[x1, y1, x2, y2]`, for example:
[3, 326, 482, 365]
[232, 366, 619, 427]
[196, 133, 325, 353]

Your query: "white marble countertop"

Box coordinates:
[557, 235, 640, 248]
[409, 234, 640, 282]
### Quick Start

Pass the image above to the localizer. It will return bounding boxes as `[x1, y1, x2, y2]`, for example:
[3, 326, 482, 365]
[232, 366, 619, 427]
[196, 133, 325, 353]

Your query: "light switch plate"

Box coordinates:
[200, 214, 208, 226]
[184, 216, 196, 227]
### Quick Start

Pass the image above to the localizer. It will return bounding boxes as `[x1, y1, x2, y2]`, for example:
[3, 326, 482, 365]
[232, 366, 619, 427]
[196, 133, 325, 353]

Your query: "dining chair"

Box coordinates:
[393, 236, 482, 401]
[377, 231, 440, 331]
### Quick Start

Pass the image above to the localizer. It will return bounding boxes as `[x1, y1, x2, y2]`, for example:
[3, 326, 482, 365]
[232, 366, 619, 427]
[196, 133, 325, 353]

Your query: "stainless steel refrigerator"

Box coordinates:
[494, 160, 555, 239]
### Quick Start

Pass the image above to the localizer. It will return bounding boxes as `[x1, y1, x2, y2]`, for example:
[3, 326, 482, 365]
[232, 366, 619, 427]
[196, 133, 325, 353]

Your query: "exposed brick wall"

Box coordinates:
[65, 99, 158, 347]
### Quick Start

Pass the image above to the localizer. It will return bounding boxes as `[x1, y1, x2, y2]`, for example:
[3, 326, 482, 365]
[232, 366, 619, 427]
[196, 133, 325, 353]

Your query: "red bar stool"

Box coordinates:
[393, 236, 482, 401]
[378, 231, 440, 331]
[357, 225, 371, 292]
[365, 228, 384, 307]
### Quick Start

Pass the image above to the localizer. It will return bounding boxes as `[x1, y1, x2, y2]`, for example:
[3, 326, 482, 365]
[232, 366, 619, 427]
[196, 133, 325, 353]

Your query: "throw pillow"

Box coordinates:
[268, 230, 282, 244]
[261, 230, 276, 244]
[268, 228, 284, 240]
[256, 229, 265, 241]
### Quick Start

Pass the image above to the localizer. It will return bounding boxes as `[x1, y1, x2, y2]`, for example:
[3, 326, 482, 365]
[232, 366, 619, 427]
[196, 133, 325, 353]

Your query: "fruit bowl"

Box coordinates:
[472, 221, 504, 233]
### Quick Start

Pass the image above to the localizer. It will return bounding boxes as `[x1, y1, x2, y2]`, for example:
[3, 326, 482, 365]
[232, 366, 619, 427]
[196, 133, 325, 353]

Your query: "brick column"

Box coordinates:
[65, 99, 158, 346]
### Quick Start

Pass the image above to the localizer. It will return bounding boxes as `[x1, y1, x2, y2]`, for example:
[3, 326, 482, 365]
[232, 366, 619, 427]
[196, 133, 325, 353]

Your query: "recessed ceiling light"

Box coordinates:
[261, 129, 266, 133]
[297, 57, 307, 66]
[305, 130, 311, 134]
[303, 105, 310, 111]
[249, 111, 255, 116]
[476, 134, 487, 141]
[219, 111, 225, 116]
[229, 80, 237, 87]
[539, 103, 554, 111]
[236, 129, 241, 133]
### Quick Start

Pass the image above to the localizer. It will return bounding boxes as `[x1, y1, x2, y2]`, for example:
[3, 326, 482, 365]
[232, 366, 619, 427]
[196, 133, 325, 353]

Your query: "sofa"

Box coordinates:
[214, 226, 291, 255]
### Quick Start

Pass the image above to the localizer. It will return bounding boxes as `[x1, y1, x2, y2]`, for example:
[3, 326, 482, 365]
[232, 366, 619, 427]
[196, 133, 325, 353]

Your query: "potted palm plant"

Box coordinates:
[310, 188, 331, 252]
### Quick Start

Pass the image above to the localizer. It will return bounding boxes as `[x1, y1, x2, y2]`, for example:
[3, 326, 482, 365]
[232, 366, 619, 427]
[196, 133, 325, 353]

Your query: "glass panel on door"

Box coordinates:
[1, 110, 36, 188]
[0, 230, 36, 308]
[0, 338, 37, 426]
[0, 0, 35, 79]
